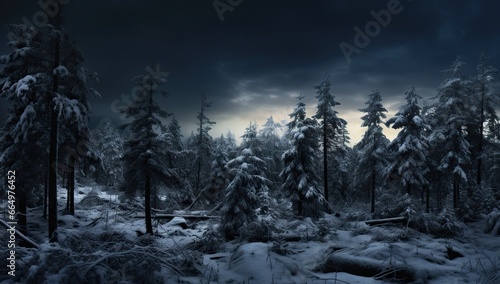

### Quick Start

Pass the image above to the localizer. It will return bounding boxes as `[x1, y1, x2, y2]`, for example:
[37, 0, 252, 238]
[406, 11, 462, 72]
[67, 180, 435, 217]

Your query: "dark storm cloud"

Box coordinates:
[1, 0, 499, 142]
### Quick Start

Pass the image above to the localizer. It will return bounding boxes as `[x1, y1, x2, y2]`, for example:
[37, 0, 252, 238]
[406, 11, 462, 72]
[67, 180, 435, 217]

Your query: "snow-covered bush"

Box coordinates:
[459, 185, 498, 221]
[484, 208, 500, 235]
[188, 226, 224, 254]
[271, 236, 292, 255]
[378, 193, 416, 219]
[315, 218, 337, 242]
[13, 231, 189, 283]
[409, 209, 462, 237]
[237, 219, 276, 242]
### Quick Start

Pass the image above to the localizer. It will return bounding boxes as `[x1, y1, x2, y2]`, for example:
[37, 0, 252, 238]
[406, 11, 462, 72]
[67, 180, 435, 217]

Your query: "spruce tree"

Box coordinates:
[386, 86, 430, 198]
[194, 94, 216, 197]
[281, 94, 325, 217]
[259, 116, 285, 194]
[221, 147, 269, 239]
[473, 52, 498, 187]
[0, 10, 97, 241]
[313, 76, 346, 202]
[120, 69, 174, 234]
[354, 89, 389, 213]
[428, 57, 472, 209]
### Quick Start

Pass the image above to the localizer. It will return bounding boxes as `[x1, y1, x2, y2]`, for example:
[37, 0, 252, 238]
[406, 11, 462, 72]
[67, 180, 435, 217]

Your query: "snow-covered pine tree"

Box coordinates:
[259, 116, 285, 195]
[187, 134, 232, 210]
[313, 76, 346, 202]
[427, 57, 472, 209]
[220, 147, 269, 240]
[56, 35, 100, 215]
[225, 130, 238, 160]
[386, 85, 430, 199]
[207, 141, 230, 202]
[0, 24, 53, 236]
[240, 122, 271, 211]
[354, 89, 389, 213]
[1, 11, 97, 239]
[193, 94, 216, 198]
[472, 51, 499, 187]
[328, 120, 351, 203]
[160, 115, 185, 178]
[89, 121, 123, 185]
[120, 69, 176, 235]
[241, 121, 260, 154]
[280, 94, 325, 217]
[167, 115, 184, 152]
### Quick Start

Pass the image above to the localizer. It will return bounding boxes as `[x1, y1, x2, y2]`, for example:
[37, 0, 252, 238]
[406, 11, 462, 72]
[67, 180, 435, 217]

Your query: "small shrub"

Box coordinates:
[409, 210, 462, 237]
[237, 219, 276, 242]
[484, 208, 500, 235]
[188, 226, 224, 254]
[271, 237, 292, 255]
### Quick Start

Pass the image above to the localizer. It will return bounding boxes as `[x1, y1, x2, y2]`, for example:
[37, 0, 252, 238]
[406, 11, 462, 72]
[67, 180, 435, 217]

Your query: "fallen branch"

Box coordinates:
[185, 187, 207, 211]
[364, 216, 407, 226]
[85, 217, 101, 227]
[208, 202, 223, 214]
[133, 214, 218, 220]
[0, 219, 39, 248]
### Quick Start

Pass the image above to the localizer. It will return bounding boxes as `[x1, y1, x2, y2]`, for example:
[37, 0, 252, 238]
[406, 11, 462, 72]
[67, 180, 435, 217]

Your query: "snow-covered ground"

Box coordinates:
[2, 184, 499, 283]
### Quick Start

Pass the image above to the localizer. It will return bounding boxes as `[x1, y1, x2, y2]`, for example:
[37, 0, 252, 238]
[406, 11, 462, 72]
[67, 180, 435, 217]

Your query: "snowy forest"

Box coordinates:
[1, 3, 500, 284]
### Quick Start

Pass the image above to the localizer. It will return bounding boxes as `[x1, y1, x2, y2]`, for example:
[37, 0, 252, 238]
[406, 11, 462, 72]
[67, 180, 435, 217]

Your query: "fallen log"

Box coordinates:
[315, 253, 414, 282]
[364, 216, 407, 226]
[133, 214, 218, 221]
[0, 219, 39, 249]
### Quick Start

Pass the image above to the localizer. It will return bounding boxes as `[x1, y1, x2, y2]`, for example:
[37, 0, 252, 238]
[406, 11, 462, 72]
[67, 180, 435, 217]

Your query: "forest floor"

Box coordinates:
[1, 183, 499, 283]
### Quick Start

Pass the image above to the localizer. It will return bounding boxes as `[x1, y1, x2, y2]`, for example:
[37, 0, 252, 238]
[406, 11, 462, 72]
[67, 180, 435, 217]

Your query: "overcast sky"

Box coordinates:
[1, 0, 499, 144]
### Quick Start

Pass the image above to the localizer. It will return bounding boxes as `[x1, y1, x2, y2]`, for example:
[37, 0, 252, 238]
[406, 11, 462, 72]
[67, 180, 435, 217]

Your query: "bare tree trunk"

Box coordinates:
[323, 123, 329, 202]
[48, 10, 61, 242]
[68, 155, 75, 215]
[370, 169, 375, 213]
[145, 172, 153, 235]
[437, 184, 442, 211]
[453, 176, 459, 209]
[477, 82, 485, 188]
[425, 184, 430, 213]
[43, 172, 48, 219]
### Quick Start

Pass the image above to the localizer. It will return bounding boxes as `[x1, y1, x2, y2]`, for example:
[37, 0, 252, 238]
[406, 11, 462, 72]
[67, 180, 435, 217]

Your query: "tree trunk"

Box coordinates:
[370, 169, 375, 213]
[48, 9, 61, 243]
[48, 105, 59, 242]
[406, 183, 411, 196]
[43, 172, 48, 219]
[68, 155, 75, 215]
[323, 122, 329, 202]
[453, 176, 459, 209]
[152, 184, 157, 210]
[437, 183, 442, 211]
[145, 172, 153, 235]
[477, 82, 484, 188]
[425, 184, 430, 213]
